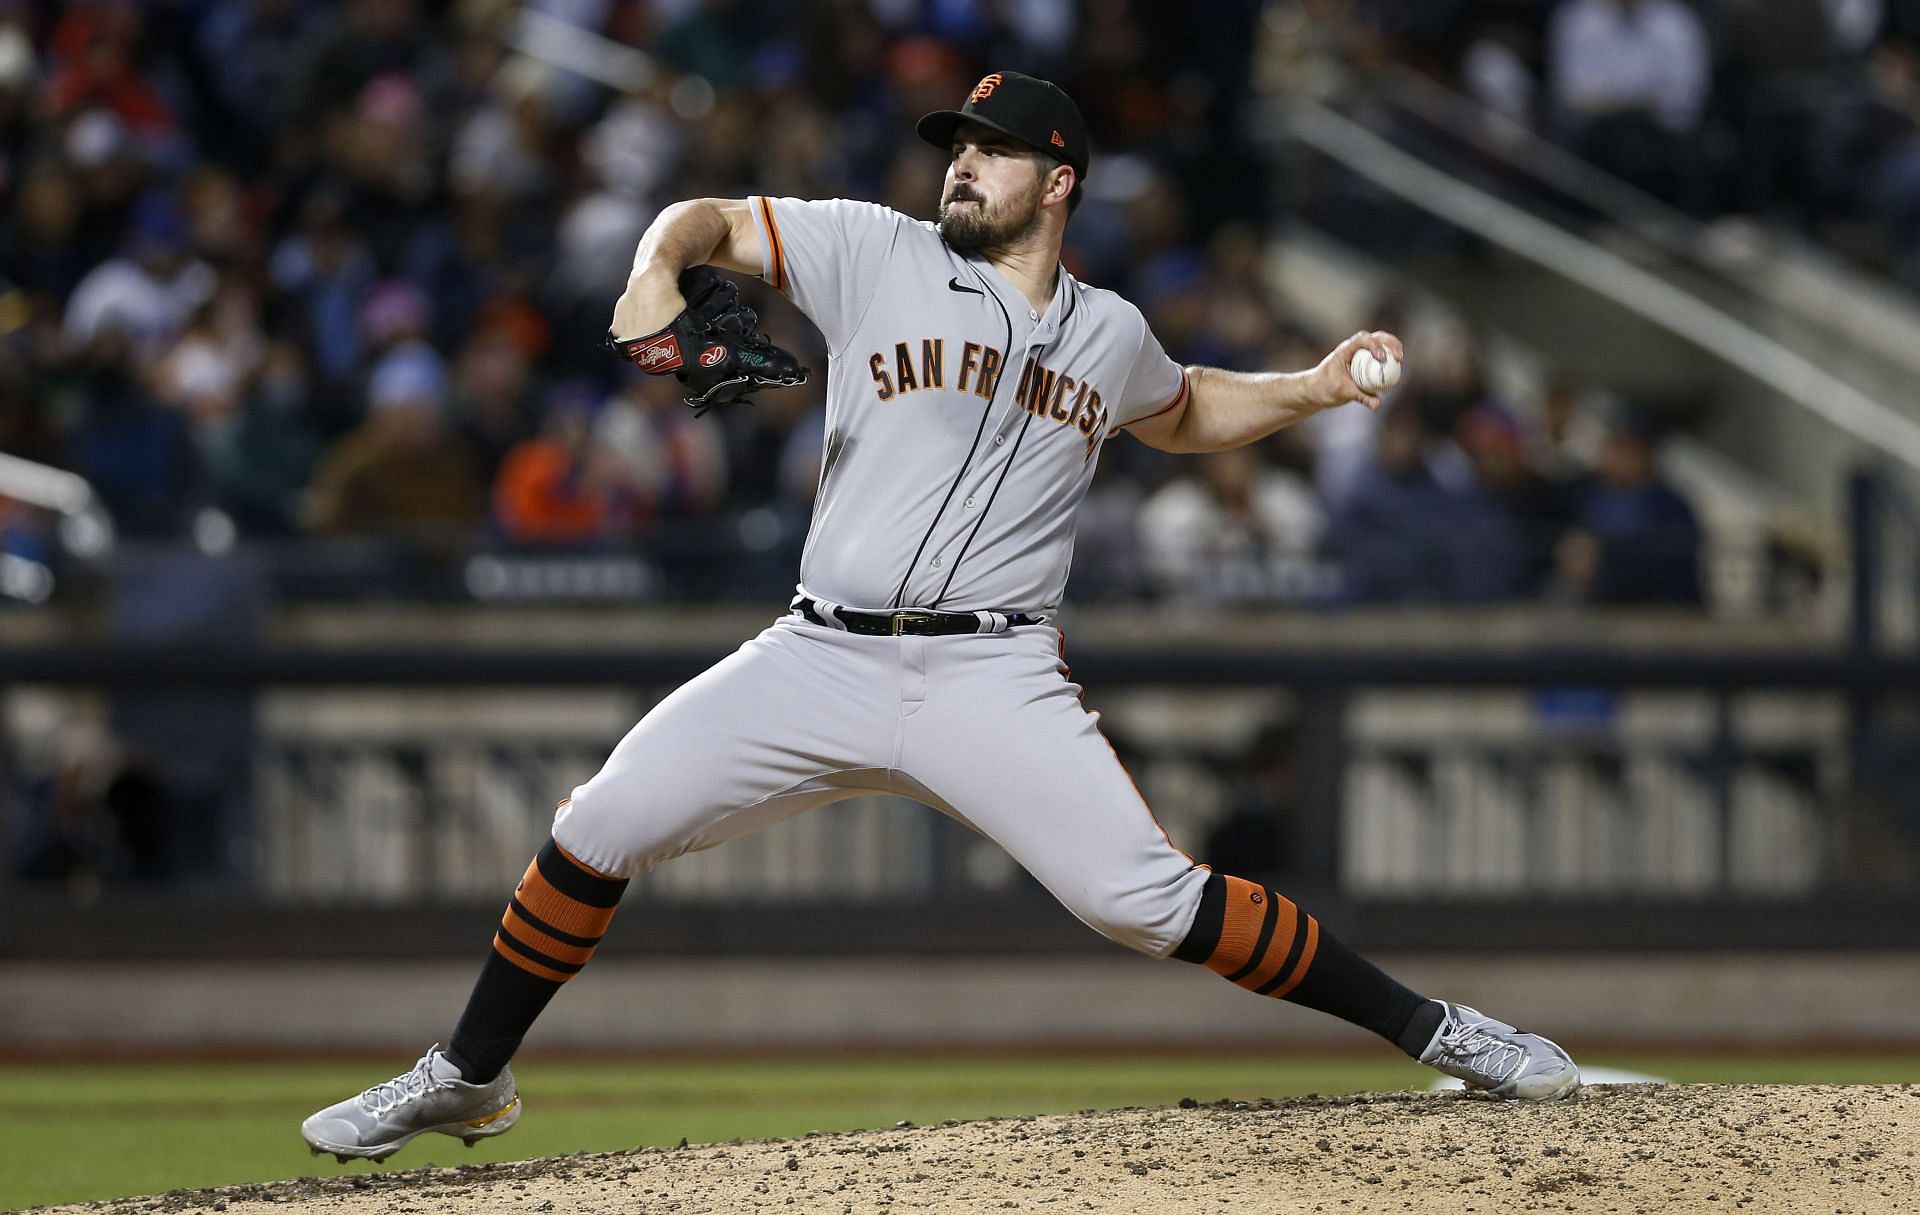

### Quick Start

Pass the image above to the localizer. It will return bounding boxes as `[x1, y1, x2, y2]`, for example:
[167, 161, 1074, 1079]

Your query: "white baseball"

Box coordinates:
[1349, 348, 1402, 394]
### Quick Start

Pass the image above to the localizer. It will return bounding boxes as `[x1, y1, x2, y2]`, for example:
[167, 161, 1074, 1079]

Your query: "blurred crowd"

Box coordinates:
[1090, 344, 1703, 607]
[0, 0, 1728, 610]
[1300, 0, 1920, 277]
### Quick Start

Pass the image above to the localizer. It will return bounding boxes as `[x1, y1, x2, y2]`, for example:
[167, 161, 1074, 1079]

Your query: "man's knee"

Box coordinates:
[1070, 867, 1211, 958]
[550, 781, 681, 880]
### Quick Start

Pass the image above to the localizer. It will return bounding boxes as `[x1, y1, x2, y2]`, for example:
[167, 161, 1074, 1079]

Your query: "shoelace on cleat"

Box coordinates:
[357, 1050, 454, 1116]
[1433, 1018, 1526, 1086]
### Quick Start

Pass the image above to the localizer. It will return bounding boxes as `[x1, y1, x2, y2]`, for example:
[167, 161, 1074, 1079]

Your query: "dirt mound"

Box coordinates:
[37, 1084, 1920, 1215]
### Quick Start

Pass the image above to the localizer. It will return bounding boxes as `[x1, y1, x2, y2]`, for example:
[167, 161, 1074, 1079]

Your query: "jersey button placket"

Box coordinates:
[923, 307, 1039, 600]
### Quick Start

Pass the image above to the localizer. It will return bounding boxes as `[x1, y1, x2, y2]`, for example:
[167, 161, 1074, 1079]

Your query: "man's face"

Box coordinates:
[938, 122, 1052, 250]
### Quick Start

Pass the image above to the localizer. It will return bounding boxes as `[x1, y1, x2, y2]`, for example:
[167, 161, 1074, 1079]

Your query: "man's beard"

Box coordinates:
[938, 185, 1040, 250]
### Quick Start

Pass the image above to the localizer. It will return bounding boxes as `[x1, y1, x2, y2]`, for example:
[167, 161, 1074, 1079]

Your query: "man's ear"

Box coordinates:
[1045, 164, 1076, 208]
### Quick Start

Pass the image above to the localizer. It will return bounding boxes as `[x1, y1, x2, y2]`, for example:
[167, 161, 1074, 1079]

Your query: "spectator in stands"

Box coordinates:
[1384, 327, 1487, 500]
[1330, 400, 1523, 603]
[63, 193, 215, 362]
[584, 77, 687, 204]
[1138, 440, 1326, 602]
[179, 166, 258, 268]
[357, 279, 436, 395]
[1069, 454, 1150, 600]
[63, 323, 198, 538]
[153, 283, 265, 432]
[725, 390, 822, 511]
[1527, 375, 1607, 485]
[402, 190, 540, 356]
[61, 107, 147, 268]
[591, 371, 729, 531]
[450, 332, 537, 485]
[201, 336, 320, 536]
[288, 0, 447, 132]
[1204, 224, 1289, 372]
[775, 402, 826, 509]
[449, 56, 564, 208]
[547, 171, 652, 367]
[1134, 250, 1219, 368]
[329, 73, 442, 274]
[1457, 403, 1576, 597]
[655, 0, 757, 89]
[41, 1, 184, 165]
[1547, 0, 1711, 208]
[195, 0, 321, 166]
[303, 341, 483, 552]
[1554, 410, 1703, 605]
[6, 161, 90, 304]
[1460, 20, 1539, 129]
[492, 388, 618, 548]
[269, 186, 375, 395]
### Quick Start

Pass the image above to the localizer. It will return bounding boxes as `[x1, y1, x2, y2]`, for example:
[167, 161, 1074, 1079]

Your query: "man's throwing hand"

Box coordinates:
[1315, 331, 1405, 413]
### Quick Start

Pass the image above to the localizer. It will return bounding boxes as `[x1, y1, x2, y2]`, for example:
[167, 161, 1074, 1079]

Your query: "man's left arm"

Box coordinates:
[1127, 330, 1402, 454]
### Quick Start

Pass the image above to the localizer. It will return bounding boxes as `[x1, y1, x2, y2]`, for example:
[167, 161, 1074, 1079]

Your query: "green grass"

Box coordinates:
[4, 1053, 1918, 1211]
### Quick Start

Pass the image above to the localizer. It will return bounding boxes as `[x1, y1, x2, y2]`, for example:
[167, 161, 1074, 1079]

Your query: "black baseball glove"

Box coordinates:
[607, 265, 810, 413]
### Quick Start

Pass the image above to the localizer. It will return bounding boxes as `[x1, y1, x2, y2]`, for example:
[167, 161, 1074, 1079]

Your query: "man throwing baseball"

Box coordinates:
[301, 71, 1578, 1164]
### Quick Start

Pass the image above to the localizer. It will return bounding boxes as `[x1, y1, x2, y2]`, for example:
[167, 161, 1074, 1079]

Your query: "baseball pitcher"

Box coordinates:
[302, 71, 1578, 1163]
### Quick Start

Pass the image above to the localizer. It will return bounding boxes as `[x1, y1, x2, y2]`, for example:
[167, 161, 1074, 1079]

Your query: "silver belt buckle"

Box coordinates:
[890, 610, 938, 636]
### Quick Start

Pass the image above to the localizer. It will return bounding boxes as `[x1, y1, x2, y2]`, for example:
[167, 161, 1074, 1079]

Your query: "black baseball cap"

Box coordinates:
[916, 71, 1090, 182]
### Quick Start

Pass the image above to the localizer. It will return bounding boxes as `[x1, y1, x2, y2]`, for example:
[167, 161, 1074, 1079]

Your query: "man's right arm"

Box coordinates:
[608, 198, 765, 339]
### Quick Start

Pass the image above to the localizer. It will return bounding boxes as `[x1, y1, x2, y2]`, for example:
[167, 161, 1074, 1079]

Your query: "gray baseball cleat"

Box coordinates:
[301, 1047, 520, 1163]
[1419, 1002, 1581, 1100]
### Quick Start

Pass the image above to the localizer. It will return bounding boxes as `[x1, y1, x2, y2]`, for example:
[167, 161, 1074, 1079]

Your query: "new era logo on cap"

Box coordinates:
[1051, 130, 1065, 148]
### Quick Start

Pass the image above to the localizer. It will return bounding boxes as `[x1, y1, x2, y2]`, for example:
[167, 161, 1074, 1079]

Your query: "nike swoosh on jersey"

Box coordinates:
[947, 277, 984, 295]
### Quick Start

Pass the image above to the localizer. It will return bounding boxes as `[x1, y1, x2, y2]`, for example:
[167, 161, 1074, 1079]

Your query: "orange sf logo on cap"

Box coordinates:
[969, 74, 1004, 103]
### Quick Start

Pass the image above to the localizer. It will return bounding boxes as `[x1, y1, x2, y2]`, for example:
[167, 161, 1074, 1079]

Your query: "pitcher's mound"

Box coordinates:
[40, 1083, 1920, 1215]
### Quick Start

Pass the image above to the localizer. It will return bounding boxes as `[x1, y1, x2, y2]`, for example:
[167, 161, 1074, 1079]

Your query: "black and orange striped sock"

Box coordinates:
[1172, 874, 1442, 1058]
[445, 837, 629, 1083]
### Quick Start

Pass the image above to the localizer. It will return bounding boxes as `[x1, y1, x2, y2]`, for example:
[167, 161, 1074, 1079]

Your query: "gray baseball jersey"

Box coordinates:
[748, 196, 1190, 615]
[553, 196, 1210, 960]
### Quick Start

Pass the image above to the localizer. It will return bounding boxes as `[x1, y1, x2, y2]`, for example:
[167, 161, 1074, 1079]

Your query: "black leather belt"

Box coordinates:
[794, 598, 1046, 636]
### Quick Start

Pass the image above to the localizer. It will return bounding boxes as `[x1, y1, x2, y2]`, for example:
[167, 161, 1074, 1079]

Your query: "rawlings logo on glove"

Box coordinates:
[607, 266, 811, 414]
[626, 332, 684, 372]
